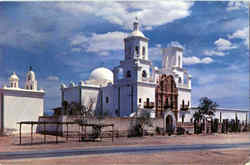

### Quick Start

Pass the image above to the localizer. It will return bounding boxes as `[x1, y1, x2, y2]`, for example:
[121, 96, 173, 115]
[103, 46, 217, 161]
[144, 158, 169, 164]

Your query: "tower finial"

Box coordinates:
[133, 17, 139, 31]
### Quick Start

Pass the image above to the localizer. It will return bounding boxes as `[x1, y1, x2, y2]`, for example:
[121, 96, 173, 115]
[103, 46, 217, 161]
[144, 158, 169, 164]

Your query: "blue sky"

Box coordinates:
[0, 1, 249, 113]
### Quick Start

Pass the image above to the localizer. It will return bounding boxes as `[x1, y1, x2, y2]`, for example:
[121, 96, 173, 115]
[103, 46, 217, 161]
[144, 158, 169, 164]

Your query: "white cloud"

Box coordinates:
[203, 50, 225, 56]
[167, 41, 184, 49]
[214, 38, 236, 51]
[228, 26, 249, 48]
[57, 2, 193, 29]
[47, 76, 60, 81]
[183, 56, 213, 65]
[227, 1, 249, 11]
[71, 31, 127, 54]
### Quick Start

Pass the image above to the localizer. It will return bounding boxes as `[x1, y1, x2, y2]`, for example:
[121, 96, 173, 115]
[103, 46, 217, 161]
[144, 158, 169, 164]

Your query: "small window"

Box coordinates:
[126, 71, 131, 78]
[146, 98, 150, 103]
[106, 97, 109, 104]
[139, 98, 142, 103]
[142, 70, 147, 78]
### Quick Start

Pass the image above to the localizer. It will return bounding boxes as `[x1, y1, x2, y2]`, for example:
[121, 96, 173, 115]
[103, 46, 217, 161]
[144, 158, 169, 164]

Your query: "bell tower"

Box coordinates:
[124, 18, 149, 61]
[25, 66, 37, 90]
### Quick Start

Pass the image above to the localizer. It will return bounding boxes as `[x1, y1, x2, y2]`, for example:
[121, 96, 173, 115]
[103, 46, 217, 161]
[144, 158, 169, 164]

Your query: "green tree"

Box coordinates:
[198, 97, 218, 117]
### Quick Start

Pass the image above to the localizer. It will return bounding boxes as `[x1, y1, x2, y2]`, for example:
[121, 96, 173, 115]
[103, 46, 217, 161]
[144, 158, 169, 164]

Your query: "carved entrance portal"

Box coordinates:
[155, 75, 178, 119]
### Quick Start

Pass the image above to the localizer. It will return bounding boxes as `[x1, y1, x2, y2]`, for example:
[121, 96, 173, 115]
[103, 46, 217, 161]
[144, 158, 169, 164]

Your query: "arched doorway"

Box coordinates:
[163, 110, 176, 133]
[166, 115, 173, 133]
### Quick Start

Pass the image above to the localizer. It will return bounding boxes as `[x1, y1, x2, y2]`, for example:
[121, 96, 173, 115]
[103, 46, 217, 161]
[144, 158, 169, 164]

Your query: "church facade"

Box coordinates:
[0, 67, 45, 134]
[61, 20, 192, 122]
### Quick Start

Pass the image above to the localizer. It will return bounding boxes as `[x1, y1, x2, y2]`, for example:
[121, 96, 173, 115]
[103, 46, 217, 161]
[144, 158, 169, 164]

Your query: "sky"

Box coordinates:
[0, 1, 249, 114]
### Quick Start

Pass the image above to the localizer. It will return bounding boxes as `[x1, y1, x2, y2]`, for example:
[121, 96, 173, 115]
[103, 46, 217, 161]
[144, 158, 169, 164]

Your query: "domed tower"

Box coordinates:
[25, 66, 37, 90]
[9, 72, 19, 88]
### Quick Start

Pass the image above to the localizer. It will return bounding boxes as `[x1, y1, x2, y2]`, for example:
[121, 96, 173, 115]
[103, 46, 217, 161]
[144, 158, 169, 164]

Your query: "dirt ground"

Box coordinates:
[1, 149, 250, 165]
[0, 132, 250, 165]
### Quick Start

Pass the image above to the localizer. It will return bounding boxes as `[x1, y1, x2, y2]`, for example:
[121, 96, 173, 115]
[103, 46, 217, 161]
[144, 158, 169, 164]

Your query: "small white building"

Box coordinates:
[0, 67, 45, 134]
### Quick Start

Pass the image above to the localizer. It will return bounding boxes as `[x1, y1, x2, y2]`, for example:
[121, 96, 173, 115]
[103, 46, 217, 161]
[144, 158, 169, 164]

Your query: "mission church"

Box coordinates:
[60, 19, 192, 123]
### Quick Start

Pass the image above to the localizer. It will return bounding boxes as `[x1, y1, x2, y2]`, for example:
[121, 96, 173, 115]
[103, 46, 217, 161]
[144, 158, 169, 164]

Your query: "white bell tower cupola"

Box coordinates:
[25, 66, 37, 90]
[9, 72, 19, 88]
[124, 18, 149, 61]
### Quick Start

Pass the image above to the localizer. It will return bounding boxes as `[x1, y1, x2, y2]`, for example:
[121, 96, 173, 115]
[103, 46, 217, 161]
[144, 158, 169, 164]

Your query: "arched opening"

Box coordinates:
[135, 46, 139, 56]
[142, 70, 147, 78]
[178, 77, 182, 84]
[126, 70, 131, 78]
[178, 56, 181, 67]
[166, 115, 173, 133]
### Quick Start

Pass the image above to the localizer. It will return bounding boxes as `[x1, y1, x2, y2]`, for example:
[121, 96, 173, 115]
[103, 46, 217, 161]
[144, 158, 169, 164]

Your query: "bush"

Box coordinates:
[155, 126, 164, 135]
[176, 127, 185, 135]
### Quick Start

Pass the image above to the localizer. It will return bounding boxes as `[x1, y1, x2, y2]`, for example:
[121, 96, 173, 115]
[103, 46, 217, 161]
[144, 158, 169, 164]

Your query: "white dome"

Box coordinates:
[9, 72, 19, 81]
[89, 67, 113, 83]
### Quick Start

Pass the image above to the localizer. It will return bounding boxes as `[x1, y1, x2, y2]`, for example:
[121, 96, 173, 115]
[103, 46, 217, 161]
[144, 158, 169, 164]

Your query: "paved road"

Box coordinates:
[0, 143, 250, 160]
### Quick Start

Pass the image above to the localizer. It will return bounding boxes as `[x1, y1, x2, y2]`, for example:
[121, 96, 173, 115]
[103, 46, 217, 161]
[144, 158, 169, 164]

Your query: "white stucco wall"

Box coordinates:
[3, 92, 44, 134]
[137, 84, 155, 109]
[102, 85, 114, 116]
[63, 87, 80, 104]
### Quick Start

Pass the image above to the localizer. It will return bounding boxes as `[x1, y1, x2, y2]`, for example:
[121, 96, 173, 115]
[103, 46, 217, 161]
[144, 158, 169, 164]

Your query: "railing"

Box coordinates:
[180, 104, 189, 111]
[144, 102, 154, 109]
[177, 83, 190, 89]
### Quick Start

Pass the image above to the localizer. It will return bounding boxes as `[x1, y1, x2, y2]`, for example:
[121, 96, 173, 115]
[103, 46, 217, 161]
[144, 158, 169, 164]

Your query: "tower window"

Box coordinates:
[139, 98, 142, 103]
[126, 70, 131, 78]
[178, 56, 181, 67]
[106, 97, 109, 104]
[142, 46, 146, 59]
[142, 70, 147, 78]
[135, 46, 139, 55]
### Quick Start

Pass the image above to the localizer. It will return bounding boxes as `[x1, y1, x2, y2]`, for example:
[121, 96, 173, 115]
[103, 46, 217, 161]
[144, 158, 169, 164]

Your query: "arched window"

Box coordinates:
[142, 46, 146, 59]
[10, 82, 13, 87]
[182, 100, 185, 108]
[178, 56, 181, 67]
[178, 77, 182, 84]
[126, 70, 131, 78]
[106, 97, 109, 104]
[142, 70, 147, 78]
[135, 46, 139, 55]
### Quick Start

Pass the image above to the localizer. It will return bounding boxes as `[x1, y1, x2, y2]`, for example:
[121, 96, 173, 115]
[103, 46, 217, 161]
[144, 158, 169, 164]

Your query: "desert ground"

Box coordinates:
[0, 132, 249, 165]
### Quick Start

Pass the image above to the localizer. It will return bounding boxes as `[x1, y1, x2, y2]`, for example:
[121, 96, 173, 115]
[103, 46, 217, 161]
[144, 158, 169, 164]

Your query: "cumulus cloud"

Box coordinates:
[71, 31, 127, 54]
[226, 1, 249, 11]
[57, 1, 193, 30]
[47, 76, 60, 81]
[214, 38, 237, 51]
[228, 26, 249, 48]
[183, 56, 213, 65]
[203, 50, 225, 56]
[167, 41, 184, 49]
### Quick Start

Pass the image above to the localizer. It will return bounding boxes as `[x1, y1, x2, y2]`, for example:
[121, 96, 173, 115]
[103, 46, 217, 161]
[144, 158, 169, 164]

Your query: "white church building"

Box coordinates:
[60, 19, 249, 124]
[0, 67, 45, 134]
[61, 19, 193, 122]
